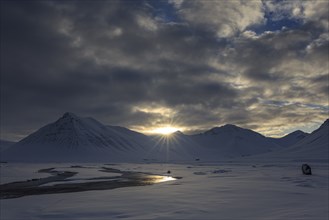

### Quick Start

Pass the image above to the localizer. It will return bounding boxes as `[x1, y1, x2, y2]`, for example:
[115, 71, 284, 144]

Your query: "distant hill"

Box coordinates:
[268, 130, 309, 147]
[253, 119, 328, 162]
[281, 119, 328, 162]
[191, 124, 281, 160]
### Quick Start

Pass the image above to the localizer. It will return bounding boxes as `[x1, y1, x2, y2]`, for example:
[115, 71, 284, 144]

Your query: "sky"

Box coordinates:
[1, 0, 328, 141]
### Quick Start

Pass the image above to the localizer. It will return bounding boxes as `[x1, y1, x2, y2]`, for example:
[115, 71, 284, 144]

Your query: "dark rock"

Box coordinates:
[302, 164, 312, 175]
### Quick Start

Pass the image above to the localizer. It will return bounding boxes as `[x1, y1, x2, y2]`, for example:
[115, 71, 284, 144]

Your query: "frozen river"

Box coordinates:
[1, 161, 328, 219]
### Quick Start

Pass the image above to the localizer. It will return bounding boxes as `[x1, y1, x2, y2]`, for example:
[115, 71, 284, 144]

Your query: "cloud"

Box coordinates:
[264, 0, 329, 31]
[0, 0, 328, 140]
[171, 0, 265, 37]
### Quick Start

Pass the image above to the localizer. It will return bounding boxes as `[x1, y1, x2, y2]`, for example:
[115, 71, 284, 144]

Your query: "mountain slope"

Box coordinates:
[0, 139, 15, 153]
[191, 124, 281, 159]
[268, 130, 309, 147]
[252, 119, 328, 162]
[147, 131, 201, 161]
[281, 119, 328, 161]
[4, 113, 326, 163]
[2, 113, 150, 162]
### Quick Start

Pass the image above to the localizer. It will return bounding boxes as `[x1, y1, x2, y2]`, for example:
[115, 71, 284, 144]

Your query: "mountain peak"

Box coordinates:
[173, 130, 185, 136]
[204, 124, 240, 135]
[62, 112, 78, 119]
[4, 112, 150, 162]
[312, 118, 329, 134]
[270, 129, 309, 147]
[222, 124, 239, 129]
[288, 130, 307, 136]
[322, 119, 329, 127]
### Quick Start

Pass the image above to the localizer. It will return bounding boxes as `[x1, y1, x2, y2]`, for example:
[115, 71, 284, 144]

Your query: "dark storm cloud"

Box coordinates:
[224, 29, 312, 82]
[219, 28, 327, 93]
[0, 0, 229, 139]
[1, 0, 328, 140]
[153, 80, 237, 106]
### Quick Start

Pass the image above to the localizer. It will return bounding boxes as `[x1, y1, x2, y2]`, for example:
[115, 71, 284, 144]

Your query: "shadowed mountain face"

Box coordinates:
[203, 124, 260, 136]
[268, 130, 309, 147]
[0, 139, 16, 152]
[287, 119, 328, 158]
[258, 119, 329, 162]
[2, 113, 328, 162]
[2, 113, 152, 162]
[15, 112, 149, 150]
[191, 124, 281, 159]
[291, 119, 328, 150]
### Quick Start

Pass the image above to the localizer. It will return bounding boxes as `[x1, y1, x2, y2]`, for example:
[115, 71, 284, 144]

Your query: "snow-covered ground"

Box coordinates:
[1, 162, 328, 220]
[0, 163, 52, 184]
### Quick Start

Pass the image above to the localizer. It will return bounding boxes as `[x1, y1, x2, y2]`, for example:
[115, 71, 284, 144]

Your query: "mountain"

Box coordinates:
[4, 113, 327, 163]
[0, 139, 16, 152]
[147, 131, 201, 161]
[191, 124, 281, 160]
[253, 119, 328, 162]
[268, 130, 309, 147]
[281, 119, 328, 162]
[2, 112, 151, 162]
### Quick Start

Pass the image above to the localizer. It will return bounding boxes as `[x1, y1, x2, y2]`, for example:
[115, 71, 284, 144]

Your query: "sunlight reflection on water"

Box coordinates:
[142, 175, 177, 184]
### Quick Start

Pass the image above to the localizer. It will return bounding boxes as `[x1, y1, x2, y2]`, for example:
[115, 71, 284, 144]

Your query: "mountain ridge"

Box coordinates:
[2, 113, 151, 162]
[2, 113, 327, 162]
[268, 130, 309, 147]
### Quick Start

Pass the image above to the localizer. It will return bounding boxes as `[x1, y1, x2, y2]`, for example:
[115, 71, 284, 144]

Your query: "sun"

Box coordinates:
[151, 126, 180, 135]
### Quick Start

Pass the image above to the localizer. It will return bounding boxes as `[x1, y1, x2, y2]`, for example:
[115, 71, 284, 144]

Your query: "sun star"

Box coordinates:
[151, 126, 180, 135]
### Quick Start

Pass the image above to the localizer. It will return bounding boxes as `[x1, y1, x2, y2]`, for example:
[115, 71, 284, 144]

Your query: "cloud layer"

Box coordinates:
[1, 0, 328, 140]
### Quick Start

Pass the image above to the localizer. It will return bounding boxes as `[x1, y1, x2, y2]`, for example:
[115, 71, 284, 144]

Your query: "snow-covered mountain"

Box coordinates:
[2, 113, 151, 162]
[279, 119, 328, 162]
[3, 113, 327, 163]
[252, 119, 328, 162]
[268, 130, 309, 147]
[190, 124, 281, 160]
[147, 131, 201, 161]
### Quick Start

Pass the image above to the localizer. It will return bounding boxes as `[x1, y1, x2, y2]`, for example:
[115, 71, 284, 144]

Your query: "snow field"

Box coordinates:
[1, 162, 328, 220]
